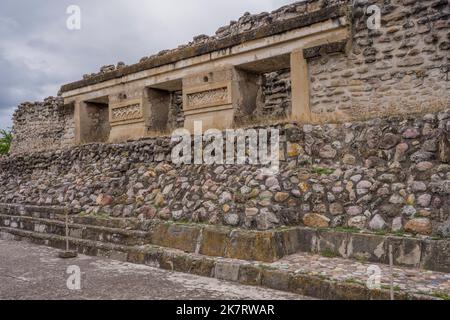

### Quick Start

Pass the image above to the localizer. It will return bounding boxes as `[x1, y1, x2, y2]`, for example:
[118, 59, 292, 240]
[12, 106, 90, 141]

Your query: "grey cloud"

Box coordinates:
[0, 0, 295, 129]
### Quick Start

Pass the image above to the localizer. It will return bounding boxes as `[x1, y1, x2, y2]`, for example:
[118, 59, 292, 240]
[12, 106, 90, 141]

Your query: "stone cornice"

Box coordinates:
[60, 4, 348, 93]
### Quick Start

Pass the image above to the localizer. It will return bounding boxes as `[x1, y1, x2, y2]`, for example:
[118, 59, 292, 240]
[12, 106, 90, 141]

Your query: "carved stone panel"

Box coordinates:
[183, 82, 232, 112]
[182, 70, 235, 132]
[186, 87, 228, 110]
[110, 99, 144, 125]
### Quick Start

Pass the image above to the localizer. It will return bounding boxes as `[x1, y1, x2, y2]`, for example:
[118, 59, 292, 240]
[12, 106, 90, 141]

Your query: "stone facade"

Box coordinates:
[9, 70, 293, 154]
[56, 0, 350, 144]
[7, 0, 443, 150]
[2, 110, 449, 236]
[10, 97, 75, 155]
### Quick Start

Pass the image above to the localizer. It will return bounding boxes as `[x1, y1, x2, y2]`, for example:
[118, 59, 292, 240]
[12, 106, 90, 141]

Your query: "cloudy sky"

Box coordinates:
[0, 0, 296, 130]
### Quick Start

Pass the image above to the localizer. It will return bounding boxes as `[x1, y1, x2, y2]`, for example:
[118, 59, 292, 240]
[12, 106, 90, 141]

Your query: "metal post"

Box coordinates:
[58, 209, 77, 259]
[65, 212, 69, 252]
[389, 245, 394, 301]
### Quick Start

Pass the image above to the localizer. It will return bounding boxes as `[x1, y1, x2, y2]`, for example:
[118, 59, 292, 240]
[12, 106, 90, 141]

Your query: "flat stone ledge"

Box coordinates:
[303, 40, 346, 59]
[1, 203, 449, 272]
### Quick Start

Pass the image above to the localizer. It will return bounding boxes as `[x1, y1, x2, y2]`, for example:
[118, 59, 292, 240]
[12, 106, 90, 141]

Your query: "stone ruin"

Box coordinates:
[9, 0, 450, 152]
[1, 0, 450, 300]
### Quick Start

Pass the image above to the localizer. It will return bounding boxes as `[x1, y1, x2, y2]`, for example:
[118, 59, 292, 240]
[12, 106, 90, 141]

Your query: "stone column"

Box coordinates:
[74, 101, 82, 145]
[182, 67, 261, 132]
[109, 92, 146, 143]
[145, 88, 171, 132]
[290, 49, 312, 122]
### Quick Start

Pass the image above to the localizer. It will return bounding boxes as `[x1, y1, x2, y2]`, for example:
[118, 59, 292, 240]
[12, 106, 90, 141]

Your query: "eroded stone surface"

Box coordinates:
[405, 218, 432, 235]
[0, 239, 309, 300]
[274, 252, 450, 298]
[1, 110, 450, 235]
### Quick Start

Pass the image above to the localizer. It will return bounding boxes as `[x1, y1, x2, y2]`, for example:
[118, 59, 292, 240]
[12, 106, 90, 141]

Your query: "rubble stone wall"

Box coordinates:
[9, 97, 75, 155]
[1, 109, 449, 237]
[308, 0, 450, 121]
[259, 69, 292, 119]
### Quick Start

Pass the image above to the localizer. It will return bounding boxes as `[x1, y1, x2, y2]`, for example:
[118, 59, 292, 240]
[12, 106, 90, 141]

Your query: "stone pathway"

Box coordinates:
[0, 239, 313, 300]
[271, 252, 450, 296]
[1, 231, 448, 299]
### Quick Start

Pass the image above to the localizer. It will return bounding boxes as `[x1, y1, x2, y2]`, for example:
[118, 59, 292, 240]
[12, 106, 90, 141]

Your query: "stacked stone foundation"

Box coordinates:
[1, 110, 449, 238]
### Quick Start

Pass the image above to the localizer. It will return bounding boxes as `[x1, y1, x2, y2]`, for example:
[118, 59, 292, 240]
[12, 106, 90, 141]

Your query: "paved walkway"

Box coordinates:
[0, 239, 312, 300]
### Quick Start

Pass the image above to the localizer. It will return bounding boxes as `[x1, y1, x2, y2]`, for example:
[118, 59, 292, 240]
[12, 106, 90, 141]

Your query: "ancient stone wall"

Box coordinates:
[168, 91, 184, 130]
[1, 109, 449, 237]
[9, 97, 75, 155]
[260, 69, 292, 119]
[308, 0, 450, 122]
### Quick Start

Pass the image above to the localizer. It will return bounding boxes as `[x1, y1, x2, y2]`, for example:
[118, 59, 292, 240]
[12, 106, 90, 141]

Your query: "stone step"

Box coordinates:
[0, 213, 296, 262]
[0, 214, 150, 246]
[1, 227, 448, 300]
[1, 208, 449, 272]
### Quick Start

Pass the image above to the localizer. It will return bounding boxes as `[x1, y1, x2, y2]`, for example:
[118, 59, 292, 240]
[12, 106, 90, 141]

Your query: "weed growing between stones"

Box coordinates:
[311, 167, 335, 175]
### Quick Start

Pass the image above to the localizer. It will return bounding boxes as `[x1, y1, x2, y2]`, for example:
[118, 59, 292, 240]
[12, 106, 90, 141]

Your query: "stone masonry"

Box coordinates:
[309, 0, 450, 122]
[2, 109, 449, 237]
[10, 97, 75, 155]
[9, 70, 293, 154]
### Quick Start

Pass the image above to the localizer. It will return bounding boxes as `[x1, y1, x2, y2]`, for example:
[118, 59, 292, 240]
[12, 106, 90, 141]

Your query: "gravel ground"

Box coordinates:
[0, 239, 313, 300]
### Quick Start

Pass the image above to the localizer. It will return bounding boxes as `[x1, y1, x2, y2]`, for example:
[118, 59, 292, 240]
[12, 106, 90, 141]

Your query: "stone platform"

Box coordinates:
[1, 229, 448, 300]
[1, 204, 449, 272]
[0, 239, 310, 300]
[2, 110, 450, 240]
[1, 205, 449, 300]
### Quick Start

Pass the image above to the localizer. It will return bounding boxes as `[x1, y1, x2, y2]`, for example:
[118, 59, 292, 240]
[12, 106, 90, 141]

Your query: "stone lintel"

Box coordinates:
[303, 40, 347, 59]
